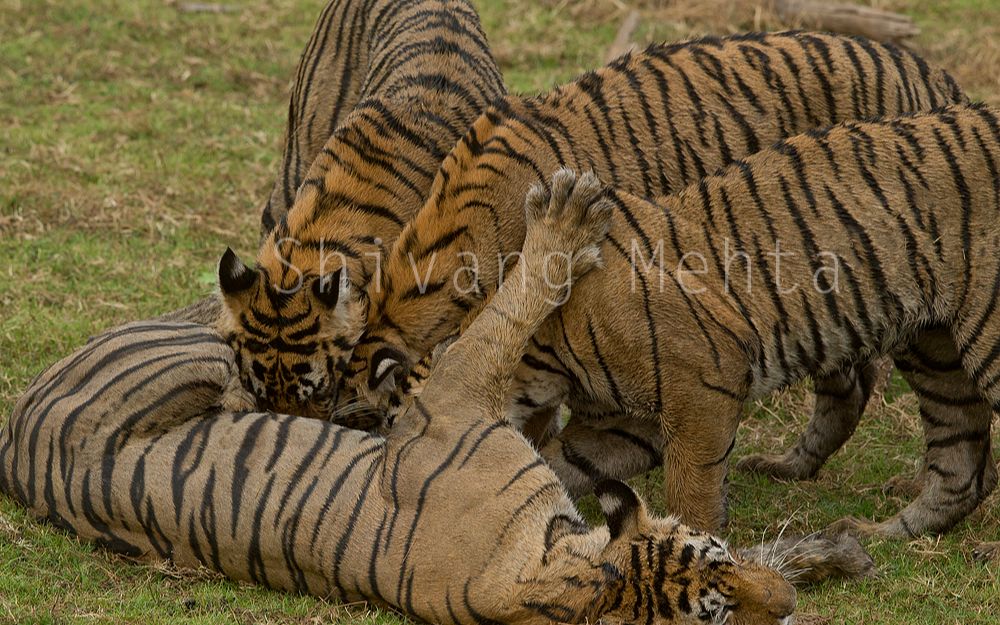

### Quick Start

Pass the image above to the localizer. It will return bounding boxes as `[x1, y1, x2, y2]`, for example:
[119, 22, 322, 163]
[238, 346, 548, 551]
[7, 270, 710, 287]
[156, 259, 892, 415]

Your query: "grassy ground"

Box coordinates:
[2, 0, 999, 622]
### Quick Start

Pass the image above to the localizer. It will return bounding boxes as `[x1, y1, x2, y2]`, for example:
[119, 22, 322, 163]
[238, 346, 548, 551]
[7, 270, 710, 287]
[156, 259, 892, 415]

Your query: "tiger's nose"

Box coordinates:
[769, 584, 796, 620]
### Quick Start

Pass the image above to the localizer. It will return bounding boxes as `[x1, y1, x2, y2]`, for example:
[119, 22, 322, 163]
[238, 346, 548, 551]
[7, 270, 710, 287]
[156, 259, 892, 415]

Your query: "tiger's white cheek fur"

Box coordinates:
[299, 367, 326, 402]
[696, 589, 729, 623]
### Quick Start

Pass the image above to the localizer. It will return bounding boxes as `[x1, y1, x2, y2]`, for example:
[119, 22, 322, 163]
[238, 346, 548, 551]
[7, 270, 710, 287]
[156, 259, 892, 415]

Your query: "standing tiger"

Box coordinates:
[215, 0, 505, 421]
[165, 0, 505, 330]
[0, 179, 873, 623]
[219, 30, 968, 476]
[393, 105, 1000, 538]
[349, 35, 967, 490]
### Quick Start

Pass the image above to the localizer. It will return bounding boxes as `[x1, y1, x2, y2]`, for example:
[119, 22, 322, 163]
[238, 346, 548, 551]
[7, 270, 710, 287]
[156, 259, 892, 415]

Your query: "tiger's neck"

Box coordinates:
[365, 115, 547, 360]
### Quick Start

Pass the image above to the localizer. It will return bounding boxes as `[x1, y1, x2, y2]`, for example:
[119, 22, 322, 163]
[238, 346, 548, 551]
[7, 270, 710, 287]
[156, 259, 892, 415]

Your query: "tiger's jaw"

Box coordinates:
[214, 266, 369, 420]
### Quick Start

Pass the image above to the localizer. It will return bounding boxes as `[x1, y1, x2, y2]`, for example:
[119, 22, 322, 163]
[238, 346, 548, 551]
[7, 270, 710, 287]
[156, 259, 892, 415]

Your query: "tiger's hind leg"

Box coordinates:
[830, 327, 996, 538]
[538, 410, 664, 499]
[737, 360, 886, 480]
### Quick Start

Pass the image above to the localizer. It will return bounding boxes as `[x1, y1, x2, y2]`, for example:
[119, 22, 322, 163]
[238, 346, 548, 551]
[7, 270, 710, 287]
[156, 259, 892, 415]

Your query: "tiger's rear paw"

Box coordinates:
[523, 168, 612, 280]
[736, 452, 818, 481]
[973, 541, 1000, 562]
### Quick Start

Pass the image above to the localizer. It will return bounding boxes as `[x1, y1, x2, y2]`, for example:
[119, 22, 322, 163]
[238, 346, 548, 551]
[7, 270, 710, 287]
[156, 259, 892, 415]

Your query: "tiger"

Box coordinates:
[214, 0, 505, 421]
[339, 34, 967, 494]
[222, 29, 968, 468]
[382, 105, 1000, 540]
[260, 0, 486, 243]
[0, 176, 874, 623]
[164, 0, 506, 325]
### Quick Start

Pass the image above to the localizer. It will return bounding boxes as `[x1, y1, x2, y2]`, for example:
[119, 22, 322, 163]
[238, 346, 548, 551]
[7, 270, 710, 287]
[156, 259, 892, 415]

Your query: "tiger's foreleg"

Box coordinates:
[737, 362, 884, 480]
[830, 327, 996, 537]
[662, 410, 742, 532]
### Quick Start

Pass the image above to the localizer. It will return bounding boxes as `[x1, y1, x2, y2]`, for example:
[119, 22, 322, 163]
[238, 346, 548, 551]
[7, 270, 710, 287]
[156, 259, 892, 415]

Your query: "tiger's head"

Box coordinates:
[594, 480, 796, 625]
[215, 247, 374, 424]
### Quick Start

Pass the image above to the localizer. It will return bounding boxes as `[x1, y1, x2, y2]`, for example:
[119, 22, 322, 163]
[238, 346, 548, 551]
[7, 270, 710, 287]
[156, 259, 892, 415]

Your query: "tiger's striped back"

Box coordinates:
[482, 105, 1000, 534]
[259, 0, 505, 238]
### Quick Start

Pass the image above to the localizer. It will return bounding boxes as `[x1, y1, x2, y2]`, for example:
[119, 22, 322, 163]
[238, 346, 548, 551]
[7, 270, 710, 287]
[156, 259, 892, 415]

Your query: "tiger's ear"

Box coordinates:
[311, 269, 345, 309]
[369, 346, 406, 393]
[596, 480, 646, 540]
[218, 247, 258, 297]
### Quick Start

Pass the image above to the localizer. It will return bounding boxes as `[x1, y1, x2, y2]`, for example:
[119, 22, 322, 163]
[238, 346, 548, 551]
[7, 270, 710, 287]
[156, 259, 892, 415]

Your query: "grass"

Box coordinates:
[2, 0, 999, 622]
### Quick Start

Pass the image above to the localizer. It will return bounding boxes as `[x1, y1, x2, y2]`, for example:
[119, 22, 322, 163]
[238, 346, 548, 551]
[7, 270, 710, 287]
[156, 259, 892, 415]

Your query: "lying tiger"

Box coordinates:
[365, 103, 1000, 542]
[217, 30, 968, 486]
[0, 176, 873, 623]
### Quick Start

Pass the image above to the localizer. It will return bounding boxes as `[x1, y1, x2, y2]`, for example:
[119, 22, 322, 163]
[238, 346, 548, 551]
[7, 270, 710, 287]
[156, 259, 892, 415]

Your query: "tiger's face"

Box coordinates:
[595, 481, 796, 625]
[215, 248, 374, 424]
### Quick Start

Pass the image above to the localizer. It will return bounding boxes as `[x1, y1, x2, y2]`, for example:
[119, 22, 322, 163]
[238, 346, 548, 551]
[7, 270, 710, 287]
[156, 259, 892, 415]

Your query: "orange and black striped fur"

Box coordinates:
[0, 179, 875, 623]
[405, 105, 1000, 538]
[350, 33, 966, 484]
[257, 0, 475, 240]
[162, 0, 481, 325]
[215, 0, 505, 419]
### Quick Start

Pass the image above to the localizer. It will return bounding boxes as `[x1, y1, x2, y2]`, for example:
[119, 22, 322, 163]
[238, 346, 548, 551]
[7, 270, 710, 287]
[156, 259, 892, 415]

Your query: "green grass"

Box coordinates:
[2, 0, 1000, 623]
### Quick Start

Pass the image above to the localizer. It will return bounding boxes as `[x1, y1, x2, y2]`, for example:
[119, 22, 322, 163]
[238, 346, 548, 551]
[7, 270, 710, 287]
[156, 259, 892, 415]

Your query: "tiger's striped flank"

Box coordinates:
[473, 105, 1000, 536]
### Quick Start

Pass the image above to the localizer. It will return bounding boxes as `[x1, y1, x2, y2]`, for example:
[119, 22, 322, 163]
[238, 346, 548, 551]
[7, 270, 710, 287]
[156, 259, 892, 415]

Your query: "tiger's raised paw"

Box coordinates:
[973, 541, 1000, 562]
[523, 168, 612, 281]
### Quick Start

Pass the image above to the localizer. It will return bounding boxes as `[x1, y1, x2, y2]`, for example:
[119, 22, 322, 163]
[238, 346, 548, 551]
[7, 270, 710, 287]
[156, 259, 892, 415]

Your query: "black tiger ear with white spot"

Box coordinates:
[311, 269, 346, 309]
[596, 479, 645, 540]
[218, 247, 258, 296]
[369, 346, 406, 394]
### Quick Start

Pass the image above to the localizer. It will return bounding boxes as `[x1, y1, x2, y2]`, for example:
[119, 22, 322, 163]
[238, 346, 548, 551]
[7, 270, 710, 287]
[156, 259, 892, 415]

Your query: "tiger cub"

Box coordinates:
[345, 35, 967, 500]
[413, 104, 1000, 537]
[220, 31, 966, 450]
[0, 174, 873, 624]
